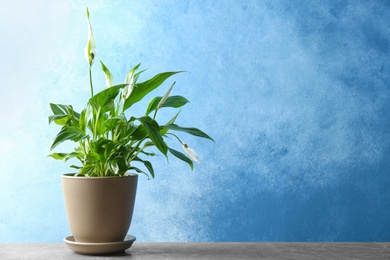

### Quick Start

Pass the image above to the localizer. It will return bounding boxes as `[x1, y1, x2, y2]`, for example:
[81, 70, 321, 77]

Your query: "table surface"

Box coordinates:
[1, 242, 390, 260]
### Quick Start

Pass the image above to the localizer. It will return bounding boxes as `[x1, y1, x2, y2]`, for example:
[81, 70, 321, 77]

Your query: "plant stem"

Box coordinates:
[93, 106, 101, 141]
[129, 137, 146, 162]
[153, 108, 158, 120]
[89, 66, 94, 97]
[166, 132, 183, 144]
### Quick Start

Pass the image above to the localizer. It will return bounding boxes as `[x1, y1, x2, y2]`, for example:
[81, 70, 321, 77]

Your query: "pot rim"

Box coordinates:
[62, 173, 138, 179]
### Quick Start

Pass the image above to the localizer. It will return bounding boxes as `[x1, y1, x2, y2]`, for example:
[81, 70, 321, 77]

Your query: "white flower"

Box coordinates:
[122, 69, 135, 100]
[157, 82, 175, 110]
[182, 143, 200, 163]
[84, 8, 96, 66]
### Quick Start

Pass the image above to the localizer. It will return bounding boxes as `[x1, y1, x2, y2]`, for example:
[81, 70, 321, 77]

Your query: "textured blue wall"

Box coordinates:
[0, 0, 389, 242]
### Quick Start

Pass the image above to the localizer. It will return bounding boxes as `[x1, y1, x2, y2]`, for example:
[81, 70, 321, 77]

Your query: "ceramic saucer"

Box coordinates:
[64, 235, 136, 255]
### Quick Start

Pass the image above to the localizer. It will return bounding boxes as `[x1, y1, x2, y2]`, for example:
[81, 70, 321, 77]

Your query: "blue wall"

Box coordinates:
[0, 0, 389, 242]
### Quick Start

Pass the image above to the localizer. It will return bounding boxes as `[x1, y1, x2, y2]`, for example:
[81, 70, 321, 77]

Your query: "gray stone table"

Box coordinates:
[1, 242, 390, 259]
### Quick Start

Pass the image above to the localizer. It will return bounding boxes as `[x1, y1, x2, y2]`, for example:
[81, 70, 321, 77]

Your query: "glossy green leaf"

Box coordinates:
[164, 124, 214, 142]
[47, 153, 68, 160]
[49, 103, 72, 115]
[145, 97, 160, 115]
[64, 151, 83, 162]
[90, 138, 110, 154]
[86, 152, 100, 163]
[91, 108, 108, 136]
[129, 166, 150, 178]
[89, 84, 126, 113]
[108, 156, 128, 176]
[79, 164, 96, 176]
[49, 103, 80, 126]
[134, 68, 147, 83]
[160, 111, 181, 136]
[79, 108, 87, 133]
[142, 160, 154, 178]
[48, 114, 71, 126]
[50, 126, 86, 150]
[133, 157, 155, 178]
[104, 115, 126, 130]
[166, 110, 181, 125]
[129, 124, 147, 140]
[162, 95, 189, 108]
[48, 151, 82, 162]
[137, 116, 168, 156]
[157, 81, 175, 110]
[146, 95, 189, 115]
[123, 71, 182, 111]
[169, 148, 194, 170]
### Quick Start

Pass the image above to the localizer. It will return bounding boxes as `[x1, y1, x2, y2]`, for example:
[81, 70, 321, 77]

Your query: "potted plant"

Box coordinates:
[48, 9, 213, 255]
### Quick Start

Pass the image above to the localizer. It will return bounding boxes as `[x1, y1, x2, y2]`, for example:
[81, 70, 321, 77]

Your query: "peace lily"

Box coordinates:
[182, 143, 200, 164]
[48, 9, 214, 178]
[157, 82, 175, 110]
[84, 8, 96, 66]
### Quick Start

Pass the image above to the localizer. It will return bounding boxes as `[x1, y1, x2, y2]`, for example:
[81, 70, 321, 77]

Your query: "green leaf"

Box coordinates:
[157, 81, 175, 109]
[146, 95, 189, 115]
[48, 114, 71, 126]
[88, 84, 126, 113]
[108, 156, 128, 176]
[166, 110, 181, 125]
[64, 151, 84, 162]
[79, 164, 96, 176]
[143, 160, 154, 178]
[79, 108, 87, 133]
[164, 124, 214, 142]
[133, 65, 145, 82]
[86, 151, 100, 163]
[47, 153, 68, 160]
[130, 124, 147, 140]
[90, 108, 108, 136]
[50, 103, 71, 115]
[100, 60, 113, 87]
[50, 126, 86, 150]
[48, 152, 82, 162]
[168, 148, 194, 170]
[145, 97, 160, 115]
[89, 138, 110, 154]
[124, 63, 141, 84]
[129, 166, 150, 178]
[49, 103, 80, 126]
[133, 157, 155, 178]
[137, 116, 168, 156]
[123, 71, 183, 111]
[160, 111, 181, 136]
[162, 96, 189, 108]
[104, 115, 126, 131]
[116, 123, 137, 142]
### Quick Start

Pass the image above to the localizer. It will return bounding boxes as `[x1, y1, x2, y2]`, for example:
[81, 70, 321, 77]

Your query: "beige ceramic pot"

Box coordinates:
[62, 174, 138, 243]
